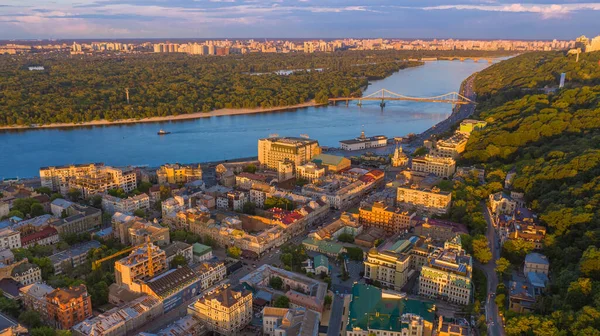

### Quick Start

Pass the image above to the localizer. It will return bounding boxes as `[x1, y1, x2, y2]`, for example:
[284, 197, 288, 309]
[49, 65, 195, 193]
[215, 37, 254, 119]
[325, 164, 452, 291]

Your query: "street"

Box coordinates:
[481, 203, 505, 336]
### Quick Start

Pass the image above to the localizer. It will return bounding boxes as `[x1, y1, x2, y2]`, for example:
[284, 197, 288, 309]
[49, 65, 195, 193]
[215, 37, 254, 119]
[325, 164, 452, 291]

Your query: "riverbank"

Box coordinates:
[0, 101, 325, 131]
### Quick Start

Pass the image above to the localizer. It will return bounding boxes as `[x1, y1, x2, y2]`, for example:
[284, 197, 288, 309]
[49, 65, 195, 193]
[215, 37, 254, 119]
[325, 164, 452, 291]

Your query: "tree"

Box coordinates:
[373, 239, 383, 247]
[30, 203, 45, 217]
[227, 246, 242, 259]
[412, 146, 428, 157]
[50, 193, 62, 201]
[138, 181, 153, 193]
[108, 188, 127, 199]
[502, 239, 534, 264]
[472, 235, 492, 264]
[19, 310, 42, 328]
[90, 195, 102, 208]
[11, 248, 33, 261]
[324, 295, 332, 307]
[133, 209, 146, 218]
[170, 255, 188, 269]
[159, 185, 171, 200]
[32, 257, 54, 280]
[30, 327, 58, 336]
[337, 233, 354, 243]
[35, 187, 52, 196]
[242, 202, 256, 215]
[243, 164, 257, 174]
[495, 257, 512, 278]
[269, 276, 283, 290]
[5, 210, 24, 219]
[67, 188, 81, 201]
[580, 246, 600, 280]
[274, 296, 290, 308]
[264, 197, 294, 210]
[0, 294, 20, 317]
[345, 247, 364, 261]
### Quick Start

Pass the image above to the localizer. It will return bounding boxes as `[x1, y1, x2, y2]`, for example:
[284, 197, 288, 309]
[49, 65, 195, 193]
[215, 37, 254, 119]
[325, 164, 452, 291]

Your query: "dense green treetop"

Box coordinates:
[0, 50, 510, 126]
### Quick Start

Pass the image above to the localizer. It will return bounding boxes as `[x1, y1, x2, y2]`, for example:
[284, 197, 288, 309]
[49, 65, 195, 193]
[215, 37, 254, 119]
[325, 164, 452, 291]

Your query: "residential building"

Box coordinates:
[339, 131, 387, 151]
[19, 283, 54, 322]
[144, 315, 206, 336]
[359, 201, 416, 235]
[195, 258, 227, 290]
[20, 226, 59, 248]
[364, 236, 431, 291]
[0, 249, 14, 265]
[114, 243, 168, 292]
[262, 307, 320, 336]
[0, 228, 19, 250]
[508, 279, 535, 313]
[39, 163, 104, 193]
[102, 193, 150, 215]
[163, 241, 193, 265]
[157, 164, 203, 185]
[418, 237, 473, 305]
[508, 224, 546, 250]
[311, 154, 351, 172]
[311, 212, 362, 241]
[50, 198, 74, 217]
[192, 243, 213, 263]
[187, 284, 253, 336]
[49, 241, 102, 275]
[304, 254, 329, 276]
[277, 160, 295, 182]
[46, 285, 93, 330]
[413, 218, 469, 242]
[72, 295, 163, 336]
[235, 172, 271, 190]
[411, 155, 456, 178]
[436, 316, 471, 336]
[66, 166, 137, 198]
[11, 262, 41, 286]
[111, 212, 170, 246]
[0, 312, 27, 336]
[524, 253, 549, 276]
[50, 204, 102, 235]
[240, 265, 327, 313]
[258, 137, 322, 170]
[217, 191, 246, 212]
[488, 192, 517, 216]
[302, 170, 384, 210]
[396, 185, 452, 215]
[345, 284, 435, 336]
[295, 162, 325, 182]
[458, 119, 487, 135]
[302, 238, 345, 257]
[0, 202, 8, 218]
[424, 133, 468, 159]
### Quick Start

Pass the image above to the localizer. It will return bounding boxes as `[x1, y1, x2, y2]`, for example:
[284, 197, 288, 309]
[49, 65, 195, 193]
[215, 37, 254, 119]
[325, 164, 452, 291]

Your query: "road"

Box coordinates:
[327, 294, 345, 336]
[481, 203, 505, 336]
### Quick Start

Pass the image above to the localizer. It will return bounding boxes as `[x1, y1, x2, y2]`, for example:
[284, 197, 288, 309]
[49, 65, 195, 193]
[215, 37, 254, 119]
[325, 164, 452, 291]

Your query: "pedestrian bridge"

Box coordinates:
[328, 89, 475, 106]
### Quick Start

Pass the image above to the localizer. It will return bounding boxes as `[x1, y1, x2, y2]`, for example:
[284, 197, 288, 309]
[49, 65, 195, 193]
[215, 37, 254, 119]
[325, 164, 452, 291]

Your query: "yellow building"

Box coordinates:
[396, 185, 452, 215]
[157, 163, 202, 185]
[391, 145, 409, 167]
[40, 163, 104, 193]
[295, 162, 325, 182]
[311, 154, 351, 172]
[258, 137, 321, 170]
[359, 201, 415, 235]
[187, 284, 253, 336]
[114, 243, 168, 292]
[459, 119, 487, 135]
[411, 155, 456, 178]
[424, 133, 468, 159]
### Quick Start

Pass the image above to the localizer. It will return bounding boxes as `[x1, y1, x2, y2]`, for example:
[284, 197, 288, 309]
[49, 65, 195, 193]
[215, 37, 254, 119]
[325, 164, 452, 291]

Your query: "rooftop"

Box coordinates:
[192, 243, 212, 256]
[19, 283, 55, 299]
[196, 284, 251, 308]
[47, 284, 88, 304]
[145, 265, 200, 299]
[49, 240, 102, 265]
[524, 252, 549, 266]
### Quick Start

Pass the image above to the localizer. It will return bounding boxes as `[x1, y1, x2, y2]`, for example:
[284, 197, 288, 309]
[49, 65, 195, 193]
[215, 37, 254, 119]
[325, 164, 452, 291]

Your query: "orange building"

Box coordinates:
[46, 285, 93, 330]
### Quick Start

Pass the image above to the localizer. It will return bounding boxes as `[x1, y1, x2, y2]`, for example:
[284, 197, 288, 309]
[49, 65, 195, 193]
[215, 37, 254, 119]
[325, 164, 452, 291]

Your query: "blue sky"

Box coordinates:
[0, 0, 598, 39]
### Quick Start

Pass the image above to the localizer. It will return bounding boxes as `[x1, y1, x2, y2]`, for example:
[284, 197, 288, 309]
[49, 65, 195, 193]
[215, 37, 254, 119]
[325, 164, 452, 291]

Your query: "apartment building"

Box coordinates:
[295, 162, 326, 182]
[418, 237, 473, 305]
[157, 164, 203, 185]
[19, 283, 54, 322]
[411, 155, 456, 178]
[424, 133, 468, 159]
[72, 295, 163, 336]
[187, 284, 253, 336]
[258, 137, 321, 170]
[112, 212, 170, 246]
[0, 228, 21, 250]
[163, 241, 193, 265]
[114, 243, 168, 292]
[396, 185, 452, 215]
[39, 163, 104, 193]
[196, 259, 227, 290]
[346, 284, 434, 336]
[524, 253, 550, 276]
[46, 285, 93, 330]
[51, 204, 102, 235]
[68, 166, 137, 198]
[262, 307, 320, 336]
[49, 241, 102, 275]
[359, 201, 416, 235]
[11, 262, 42, 285]
[102, 193, 150, 214]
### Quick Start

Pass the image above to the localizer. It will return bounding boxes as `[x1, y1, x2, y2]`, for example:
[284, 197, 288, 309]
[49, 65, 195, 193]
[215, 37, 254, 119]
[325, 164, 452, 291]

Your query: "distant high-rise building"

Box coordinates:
[258, 136, 321, 170]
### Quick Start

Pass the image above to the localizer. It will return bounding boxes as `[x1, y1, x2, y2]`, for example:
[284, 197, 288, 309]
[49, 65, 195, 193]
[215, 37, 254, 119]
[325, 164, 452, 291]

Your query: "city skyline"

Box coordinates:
[1, 0, 599, 40]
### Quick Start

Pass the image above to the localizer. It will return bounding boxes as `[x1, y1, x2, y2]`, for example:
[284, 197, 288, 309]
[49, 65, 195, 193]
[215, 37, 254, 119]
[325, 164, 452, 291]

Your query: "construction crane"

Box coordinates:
[92, 235, 154, 275]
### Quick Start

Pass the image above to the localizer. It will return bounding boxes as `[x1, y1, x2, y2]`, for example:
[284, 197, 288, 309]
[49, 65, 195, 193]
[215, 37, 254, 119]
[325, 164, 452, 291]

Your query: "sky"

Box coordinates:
[0, 0, 599, 40]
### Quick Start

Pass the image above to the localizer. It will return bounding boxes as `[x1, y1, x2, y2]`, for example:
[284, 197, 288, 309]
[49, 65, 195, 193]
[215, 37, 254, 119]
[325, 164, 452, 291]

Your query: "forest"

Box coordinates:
[0, 50, 511, 127]
[463, 51, 600, 335]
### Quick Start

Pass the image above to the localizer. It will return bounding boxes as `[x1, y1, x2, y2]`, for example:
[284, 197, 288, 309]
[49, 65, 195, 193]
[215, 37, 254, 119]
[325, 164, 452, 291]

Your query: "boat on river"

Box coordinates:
[157, 129, 171, 135]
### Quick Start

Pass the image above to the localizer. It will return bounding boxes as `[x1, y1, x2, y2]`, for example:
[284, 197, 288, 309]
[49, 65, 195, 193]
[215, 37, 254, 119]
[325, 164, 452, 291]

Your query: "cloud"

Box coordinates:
[418, 3, 600, 19]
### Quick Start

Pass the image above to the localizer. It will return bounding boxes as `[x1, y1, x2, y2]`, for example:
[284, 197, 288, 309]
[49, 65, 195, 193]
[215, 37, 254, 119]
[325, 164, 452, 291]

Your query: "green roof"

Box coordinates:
[312, 154, 348, 167]
[192, 243, 212, 256]
[346, 284, 435, 332]
[314, 254, 329, 269]
[302, 238, 344, 255]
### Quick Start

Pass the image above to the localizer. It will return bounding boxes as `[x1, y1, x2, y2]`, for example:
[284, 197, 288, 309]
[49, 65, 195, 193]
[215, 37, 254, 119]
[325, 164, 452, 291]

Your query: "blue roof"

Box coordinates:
[525, 253, 549, 265]
[527, 272, 548, 288]
[51, 198, 74, 208]
[255, 290, 273, 302]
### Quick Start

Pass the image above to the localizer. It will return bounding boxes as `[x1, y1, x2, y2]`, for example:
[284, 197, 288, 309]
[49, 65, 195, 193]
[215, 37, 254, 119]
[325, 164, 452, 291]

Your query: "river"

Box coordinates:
[0, 60, 495, 178]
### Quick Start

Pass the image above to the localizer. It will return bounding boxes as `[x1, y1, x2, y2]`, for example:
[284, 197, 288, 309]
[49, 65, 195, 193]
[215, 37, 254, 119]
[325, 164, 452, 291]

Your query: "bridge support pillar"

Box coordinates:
[345, 100, 349, 107]
[380, 100, 386, 108]
[357, 100, 362, 107]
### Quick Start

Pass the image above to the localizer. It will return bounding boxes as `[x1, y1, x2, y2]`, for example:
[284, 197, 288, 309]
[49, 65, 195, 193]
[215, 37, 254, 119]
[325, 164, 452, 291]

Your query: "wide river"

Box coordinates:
[0, 60, 495, 178]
